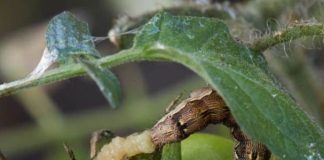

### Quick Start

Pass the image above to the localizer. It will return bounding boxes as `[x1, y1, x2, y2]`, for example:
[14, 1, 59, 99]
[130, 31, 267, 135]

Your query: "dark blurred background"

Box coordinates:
[0, 0, 324, 159]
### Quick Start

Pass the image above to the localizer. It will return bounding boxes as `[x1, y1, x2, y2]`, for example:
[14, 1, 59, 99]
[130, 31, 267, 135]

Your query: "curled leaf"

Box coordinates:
[29, 11, 100, 78]
[46, 11, 100, 64]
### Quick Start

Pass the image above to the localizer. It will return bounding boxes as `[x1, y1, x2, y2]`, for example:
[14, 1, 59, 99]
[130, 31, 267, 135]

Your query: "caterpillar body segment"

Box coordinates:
[95, 130, 155, 160]
[94, 87, 271, 160]
[151, 87, 271, 160]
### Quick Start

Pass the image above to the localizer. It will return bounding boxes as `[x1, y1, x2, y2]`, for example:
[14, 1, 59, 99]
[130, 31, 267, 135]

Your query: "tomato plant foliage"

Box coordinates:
[121, 12, 323, 159]
[3, 11, 324, 160]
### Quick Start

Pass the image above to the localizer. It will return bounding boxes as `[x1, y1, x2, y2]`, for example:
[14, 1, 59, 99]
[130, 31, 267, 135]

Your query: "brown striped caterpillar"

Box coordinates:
[94, 87, 271, 160]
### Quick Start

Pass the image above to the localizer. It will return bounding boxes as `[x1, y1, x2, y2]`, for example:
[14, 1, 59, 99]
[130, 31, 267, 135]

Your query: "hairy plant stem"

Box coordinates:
[0, 49, 148, 98]
[1, 23, 324, 98]
[251, 23, 324, 52]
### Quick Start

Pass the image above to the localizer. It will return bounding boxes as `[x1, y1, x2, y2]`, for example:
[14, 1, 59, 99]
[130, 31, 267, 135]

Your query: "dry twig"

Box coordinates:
[63, 143, 77, 160]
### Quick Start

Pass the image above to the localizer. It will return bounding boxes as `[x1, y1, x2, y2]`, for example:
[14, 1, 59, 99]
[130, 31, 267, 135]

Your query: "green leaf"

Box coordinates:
[46, 11, 122, 108]
[161, 142, 181, 160]
[181, 133, 234, 160]
[46, 11, 100, 63]
[130, 134, 233, 160]
[79, 59, 121, 108]
[122, 12, 324, 159]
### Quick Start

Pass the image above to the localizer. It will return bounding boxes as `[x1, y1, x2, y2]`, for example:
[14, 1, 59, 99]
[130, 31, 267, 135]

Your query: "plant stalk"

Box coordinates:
[251, 23, 324, 52]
